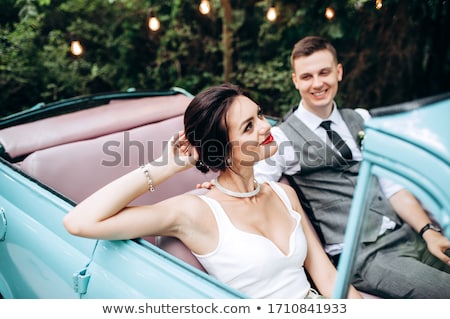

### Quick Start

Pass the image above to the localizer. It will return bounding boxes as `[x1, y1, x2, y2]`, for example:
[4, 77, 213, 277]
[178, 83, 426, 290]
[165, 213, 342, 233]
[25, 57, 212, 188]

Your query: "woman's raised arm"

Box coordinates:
[63, 131, 199, 240]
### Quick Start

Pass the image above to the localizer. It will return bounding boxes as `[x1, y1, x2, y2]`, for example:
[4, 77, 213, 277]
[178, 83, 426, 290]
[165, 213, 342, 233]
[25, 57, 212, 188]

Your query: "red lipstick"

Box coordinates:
[261, 134, 274, 145]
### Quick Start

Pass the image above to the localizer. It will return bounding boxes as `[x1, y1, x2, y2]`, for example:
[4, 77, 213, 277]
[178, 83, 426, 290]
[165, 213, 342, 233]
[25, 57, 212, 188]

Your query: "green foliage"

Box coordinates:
[0, 0, 449, 118]
[0, 12, 43, 113]
[234, 57, 297, 117]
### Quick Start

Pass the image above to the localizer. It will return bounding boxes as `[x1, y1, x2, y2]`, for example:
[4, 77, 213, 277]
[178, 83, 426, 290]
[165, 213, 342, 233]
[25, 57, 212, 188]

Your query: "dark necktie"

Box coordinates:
[319, 120, 353, 160]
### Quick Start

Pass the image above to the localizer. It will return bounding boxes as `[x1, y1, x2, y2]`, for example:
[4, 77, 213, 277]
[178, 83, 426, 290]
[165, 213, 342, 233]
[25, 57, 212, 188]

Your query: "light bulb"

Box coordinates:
[325, 7, 335, 20]
[376, 0, 383, 10]
[70, 40, 83, 56]
[199, 0, 211, 15]
[266, 6, 277, 22]
[148, 16, 160, 31]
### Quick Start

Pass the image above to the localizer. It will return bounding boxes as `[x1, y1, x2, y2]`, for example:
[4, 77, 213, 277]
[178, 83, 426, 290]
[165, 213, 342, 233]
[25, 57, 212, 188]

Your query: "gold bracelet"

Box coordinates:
[140, 164, 155, 192]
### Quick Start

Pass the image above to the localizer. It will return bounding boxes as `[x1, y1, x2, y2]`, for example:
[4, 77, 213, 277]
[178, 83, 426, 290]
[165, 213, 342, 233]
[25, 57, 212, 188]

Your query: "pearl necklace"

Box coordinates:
[214, 178, 261, 198]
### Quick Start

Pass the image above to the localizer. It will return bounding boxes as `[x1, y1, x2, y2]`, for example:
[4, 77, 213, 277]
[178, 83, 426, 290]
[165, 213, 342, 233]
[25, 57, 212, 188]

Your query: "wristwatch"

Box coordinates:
[419, 223, 441, 238]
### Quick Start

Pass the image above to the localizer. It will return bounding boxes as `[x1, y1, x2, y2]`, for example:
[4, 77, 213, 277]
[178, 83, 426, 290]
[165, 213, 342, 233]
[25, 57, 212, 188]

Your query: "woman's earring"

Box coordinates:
[226, 158, 232, 166]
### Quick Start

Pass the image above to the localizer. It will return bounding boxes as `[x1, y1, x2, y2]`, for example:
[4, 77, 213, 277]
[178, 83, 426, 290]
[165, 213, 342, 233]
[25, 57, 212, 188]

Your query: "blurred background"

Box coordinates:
[1, 0, 449, 118]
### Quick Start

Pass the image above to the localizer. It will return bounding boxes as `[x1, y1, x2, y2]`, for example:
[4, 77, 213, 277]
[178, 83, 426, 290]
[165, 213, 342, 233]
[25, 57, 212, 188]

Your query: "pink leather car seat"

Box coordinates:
[0, 94, 191, 160]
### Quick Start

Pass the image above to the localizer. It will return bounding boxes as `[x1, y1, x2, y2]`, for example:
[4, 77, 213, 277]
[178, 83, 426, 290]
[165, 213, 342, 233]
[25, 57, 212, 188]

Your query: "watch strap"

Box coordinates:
[419, 223, 440, 238]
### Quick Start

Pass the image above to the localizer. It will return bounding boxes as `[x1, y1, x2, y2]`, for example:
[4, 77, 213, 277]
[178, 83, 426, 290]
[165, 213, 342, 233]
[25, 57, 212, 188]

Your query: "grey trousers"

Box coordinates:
[352, 222, 450, 298]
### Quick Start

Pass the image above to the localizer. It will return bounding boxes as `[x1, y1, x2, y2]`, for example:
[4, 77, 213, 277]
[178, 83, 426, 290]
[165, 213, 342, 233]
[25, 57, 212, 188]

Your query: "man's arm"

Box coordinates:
[389, 189, 450, 265]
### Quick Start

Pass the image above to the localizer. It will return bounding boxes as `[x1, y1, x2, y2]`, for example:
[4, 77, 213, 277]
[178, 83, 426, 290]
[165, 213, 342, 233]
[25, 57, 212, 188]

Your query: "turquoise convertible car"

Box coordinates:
[0, 88, 449, 298]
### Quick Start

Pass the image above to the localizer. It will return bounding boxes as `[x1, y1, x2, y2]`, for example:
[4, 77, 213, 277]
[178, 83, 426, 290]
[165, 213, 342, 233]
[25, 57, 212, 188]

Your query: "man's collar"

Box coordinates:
[294, 101, 339, 130]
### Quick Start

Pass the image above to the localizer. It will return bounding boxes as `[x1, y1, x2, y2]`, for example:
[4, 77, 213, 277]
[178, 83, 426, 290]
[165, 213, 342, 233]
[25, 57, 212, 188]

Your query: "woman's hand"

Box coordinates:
[164, 131, 199, 173]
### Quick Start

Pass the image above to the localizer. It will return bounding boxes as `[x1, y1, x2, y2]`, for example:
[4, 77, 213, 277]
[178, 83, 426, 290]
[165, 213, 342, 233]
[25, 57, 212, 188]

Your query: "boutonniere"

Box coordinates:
[357, 130, 365, 148]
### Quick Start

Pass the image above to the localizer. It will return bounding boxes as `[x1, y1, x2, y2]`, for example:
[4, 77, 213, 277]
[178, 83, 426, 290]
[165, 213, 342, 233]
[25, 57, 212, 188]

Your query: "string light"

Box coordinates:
[375, 0, 383, 10]
[70, 34, 83, 56]
[199, 0, 211, 15]
[147, 9, 160, 31]
[70, 40, 83, 56]
[266, 2, 277, 22]
[325, 7, 335, 20]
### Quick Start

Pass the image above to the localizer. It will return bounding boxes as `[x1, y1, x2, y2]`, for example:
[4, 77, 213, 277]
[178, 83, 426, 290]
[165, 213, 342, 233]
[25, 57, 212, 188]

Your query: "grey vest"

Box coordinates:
[279, 109, 401, 244]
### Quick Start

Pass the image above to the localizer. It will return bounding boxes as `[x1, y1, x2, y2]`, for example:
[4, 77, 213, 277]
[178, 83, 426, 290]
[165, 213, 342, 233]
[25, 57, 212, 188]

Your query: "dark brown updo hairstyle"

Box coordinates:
[184, 83, 248, 173]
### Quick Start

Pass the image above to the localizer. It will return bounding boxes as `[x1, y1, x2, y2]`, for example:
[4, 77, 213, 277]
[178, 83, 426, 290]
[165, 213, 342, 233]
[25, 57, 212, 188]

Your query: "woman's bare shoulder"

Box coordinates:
[271, 181, 303, 212]
[270, 181, 297, 197]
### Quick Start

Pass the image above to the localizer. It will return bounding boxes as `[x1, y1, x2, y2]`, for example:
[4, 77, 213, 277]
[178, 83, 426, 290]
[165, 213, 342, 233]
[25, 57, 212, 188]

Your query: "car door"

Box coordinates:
[0, 160, 84, 298]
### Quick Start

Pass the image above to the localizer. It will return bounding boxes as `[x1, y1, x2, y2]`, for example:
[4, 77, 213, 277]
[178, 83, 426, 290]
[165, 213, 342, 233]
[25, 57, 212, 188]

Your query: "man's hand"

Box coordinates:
[196, 179, 215, 190]
[423, 230, 450, 266]
[389, 189, 450, 266]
